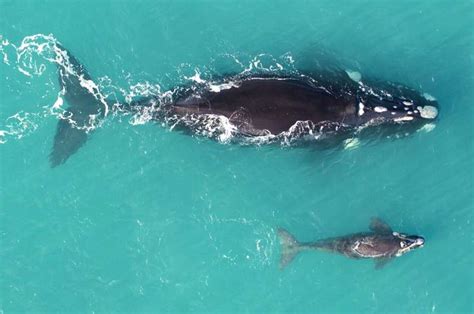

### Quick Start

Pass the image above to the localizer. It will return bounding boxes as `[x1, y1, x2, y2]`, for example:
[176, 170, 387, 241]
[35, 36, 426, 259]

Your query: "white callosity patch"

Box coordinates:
[374, 106, 387, 113]
[419, 106, 438, 119]
[358, 102, 365, 116]
[394, 116, 414, 122]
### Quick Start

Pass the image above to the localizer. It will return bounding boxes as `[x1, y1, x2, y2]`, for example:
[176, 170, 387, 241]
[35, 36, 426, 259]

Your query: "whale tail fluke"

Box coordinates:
[50, 118, 89, 167]
[50, 43, 107, 167]
[278, 228, 303, 269]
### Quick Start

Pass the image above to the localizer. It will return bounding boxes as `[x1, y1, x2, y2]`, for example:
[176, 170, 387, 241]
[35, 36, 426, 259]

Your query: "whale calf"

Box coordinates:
[50, 44, 439, 167]
[278, 218, 424, 269]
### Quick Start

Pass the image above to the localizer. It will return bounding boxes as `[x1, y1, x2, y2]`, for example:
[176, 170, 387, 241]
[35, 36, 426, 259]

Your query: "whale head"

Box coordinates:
[392, 232, 425, 256]
[361, 93, 438, 123]
[350, 82, 440, 139]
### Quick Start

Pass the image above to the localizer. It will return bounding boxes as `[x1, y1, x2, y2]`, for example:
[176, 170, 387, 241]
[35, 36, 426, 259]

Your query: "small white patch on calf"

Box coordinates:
[358, 102, 365, 116]
[394, 116, 414, 122]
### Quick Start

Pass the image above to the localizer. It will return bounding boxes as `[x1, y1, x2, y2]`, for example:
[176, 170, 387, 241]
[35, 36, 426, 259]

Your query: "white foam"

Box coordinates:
[2, 111, 39, 141]
[169, 113, 237, 143]
[78, 75, 109, 116]
[0, 34, 120, 142]
[125, 81, 161, 103]
[209, 81, 239, 93]
[216, 116, 237, 142]
[343, 137, 360, 150]
[129, 106, 154, 125]
[18, 67, 32, 77]
[417, 123, 436, 133]
[52, 95, 63, 110]
[185, 70, 206, 84]
[0, 130, 7, 144]
[0, 36, 10, 65]
[284, 54, 295, 64]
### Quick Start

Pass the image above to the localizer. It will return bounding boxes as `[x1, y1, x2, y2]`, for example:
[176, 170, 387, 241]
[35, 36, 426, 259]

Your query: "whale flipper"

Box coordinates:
[369, 217, 392, 234]
[278, 228, 302, 269]
[50, 44, 106, 167]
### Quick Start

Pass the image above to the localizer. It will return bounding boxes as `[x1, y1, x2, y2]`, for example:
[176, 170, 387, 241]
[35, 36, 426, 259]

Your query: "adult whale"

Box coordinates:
[278, 218, 425, 269]
[50, 44, 439, 167]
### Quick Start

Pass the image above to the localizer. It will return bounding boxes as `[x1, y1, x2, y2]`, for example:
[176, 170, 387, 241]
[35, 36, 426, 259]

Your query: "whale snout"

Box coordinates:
[396, 234, 425, 254]
[360, 90, 440, 128]
[414, 236, 425, 247]
[419, 105, 438, 120]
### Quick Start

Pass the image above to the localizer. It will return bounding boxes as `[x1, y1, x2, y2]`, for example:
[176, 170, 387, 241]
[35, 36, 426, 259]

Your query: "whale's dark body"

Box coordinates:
[50, 44, 439, 167]
[278, 218, 425, 269]
[171, 78, 356, 135]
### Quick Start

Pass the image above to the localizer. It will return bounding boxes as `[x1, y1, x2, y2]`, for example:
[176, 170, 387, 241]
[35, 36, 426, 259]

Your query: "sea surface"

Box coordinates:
[1, 1, 473, 313]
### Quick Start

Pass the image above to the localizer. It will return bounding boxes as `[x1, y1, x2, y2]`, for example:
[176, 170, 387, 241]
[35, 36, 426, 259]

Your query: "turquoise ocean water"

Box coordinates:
[1, 1, 473, 312]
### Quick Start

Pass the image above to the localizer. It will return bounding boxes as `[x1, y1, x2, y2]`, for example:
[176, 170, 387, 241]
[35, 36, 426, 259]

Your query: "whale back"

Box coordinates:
[173, 78, 358, 134]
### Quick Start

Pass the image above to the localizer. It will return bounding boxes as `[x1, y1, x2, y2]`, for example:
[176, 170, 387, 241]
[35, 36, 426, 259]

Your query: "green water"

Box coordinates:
[1, 1, 473, 313]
